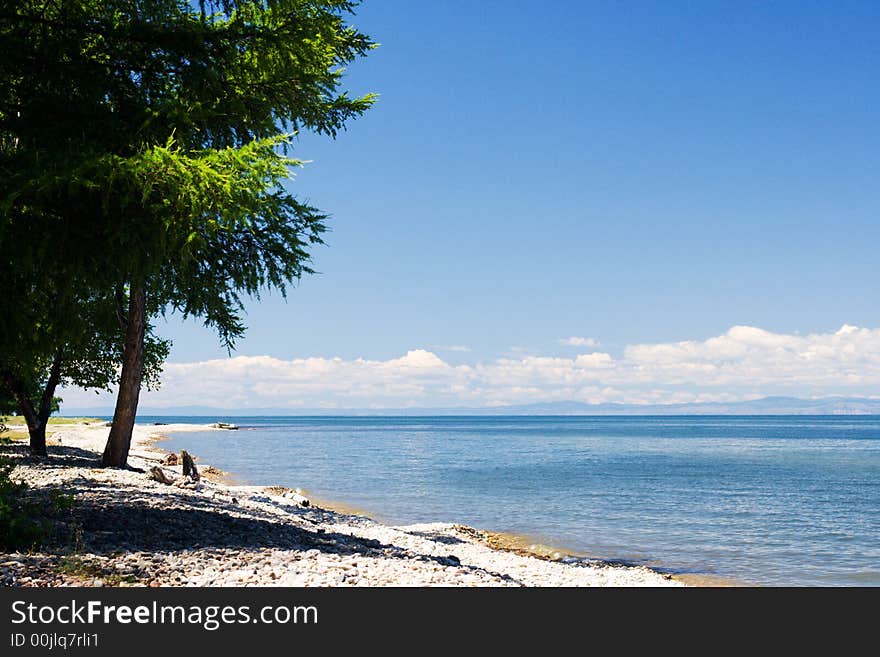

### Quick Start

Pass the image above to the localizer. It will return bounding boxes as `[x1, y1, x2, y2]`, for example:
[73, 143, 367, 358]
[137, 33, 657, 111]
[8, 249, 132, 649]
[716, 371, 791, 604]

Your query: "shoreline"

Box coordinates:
[151, 424, 690, 583]
[157, 425, 731, 586]
[1, 421, 684, 587]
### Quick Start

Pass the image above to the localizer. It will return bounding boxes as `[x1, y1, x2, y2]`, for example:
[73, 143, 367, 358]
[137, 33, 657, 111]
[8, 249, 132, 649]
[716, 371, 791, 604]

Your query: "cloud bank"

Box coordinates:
[61, 325, 880, 409]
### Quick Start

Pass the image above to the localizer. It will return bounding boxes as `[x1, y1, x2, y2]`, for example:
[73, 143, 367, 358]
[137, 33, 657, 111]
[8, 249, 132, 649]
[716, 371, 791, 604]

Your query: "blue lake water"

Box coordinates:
[150, 415, 880, 586]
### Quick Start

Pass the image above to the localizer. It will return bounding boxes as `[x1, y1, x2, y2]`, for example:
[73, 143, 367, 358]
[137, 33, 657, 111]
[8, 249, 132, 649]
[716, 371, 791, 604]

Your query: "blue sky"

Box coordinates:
[68, 1, 880, 409]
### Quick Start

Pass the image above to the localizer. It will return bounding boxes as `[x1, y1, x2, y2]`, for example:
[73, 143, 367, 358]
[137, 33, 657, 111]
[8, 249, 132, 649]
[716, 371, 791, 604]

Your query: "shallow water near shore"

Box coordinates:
[152, 415, 880, 586]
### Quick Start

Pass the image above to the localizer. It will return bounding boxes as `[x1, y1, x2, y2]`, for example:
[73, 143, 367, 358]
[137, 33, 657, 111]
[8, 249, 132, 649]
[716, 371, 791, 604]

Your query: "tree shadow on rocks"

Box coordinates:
[4, 444, 489, 577]
[48, 480, 466, 572]
[0, 443, 101, 468]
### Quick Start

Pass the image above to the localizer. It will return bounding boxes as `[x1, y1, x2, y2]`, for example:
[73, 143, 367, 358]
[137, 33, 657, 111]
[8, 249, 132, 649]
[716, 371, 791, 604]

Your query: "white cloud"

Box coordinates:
[559, 336, 600, 347]
[431, 344, 472, 352]
[621, 324, 880, 387]
[60, 325, 880, 409]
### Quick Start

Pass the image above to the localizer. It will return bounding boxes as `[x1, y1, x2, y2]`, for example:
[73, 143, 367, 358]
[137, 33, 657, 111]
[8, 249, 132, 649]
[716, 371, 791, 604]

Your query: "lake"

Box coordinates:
[154, 415, 880, 586]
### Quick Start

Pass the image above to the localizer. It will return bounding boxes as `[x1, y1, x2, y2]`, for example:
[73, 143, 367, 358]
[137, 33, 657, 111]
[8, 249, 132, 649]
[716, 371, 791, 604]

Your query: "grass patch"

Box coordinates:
[0, 460, 81, 552]
[0, 430, 28, 444]
[1, 416, 102, 427]
[0, 458, 47, 550]
[49, 417, 103, 425]
[55, 556, 139, 586]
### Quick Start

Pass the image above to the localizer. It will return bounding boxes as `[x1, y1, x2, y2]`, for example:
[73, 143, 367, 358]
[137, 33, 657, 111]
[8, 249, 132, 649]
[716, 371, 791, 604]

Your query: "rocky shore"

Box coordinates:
[1, 422, 681, 587]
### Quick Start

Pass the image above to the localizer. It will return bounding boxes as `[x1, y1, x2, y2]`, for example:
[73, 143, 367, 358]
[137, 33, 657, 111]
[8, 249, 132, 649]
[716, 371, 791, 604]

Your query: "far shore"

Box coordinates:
[1, 419, 684, 587]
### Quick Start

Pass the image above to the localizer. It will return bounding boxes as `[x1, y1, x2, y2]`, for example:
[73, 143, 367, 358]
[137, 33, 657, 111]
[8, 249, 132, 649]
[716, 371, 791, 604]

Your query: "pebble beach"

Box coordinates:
[1, 422, 681, 587]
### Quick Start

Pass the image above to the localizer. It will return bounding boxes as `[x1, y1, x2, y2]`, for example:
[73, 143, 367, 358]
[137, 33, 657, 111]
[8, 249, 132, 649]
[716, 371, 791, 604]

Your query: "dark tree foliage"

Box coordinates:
[0, 1, 375, 465]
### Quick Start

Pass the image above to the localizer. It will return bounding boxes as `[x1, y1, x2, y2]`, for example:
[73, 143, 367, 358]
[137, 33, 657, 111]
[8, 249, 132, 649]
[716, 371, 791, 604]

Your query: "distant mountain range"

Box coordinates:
[61, 396, 880, 417]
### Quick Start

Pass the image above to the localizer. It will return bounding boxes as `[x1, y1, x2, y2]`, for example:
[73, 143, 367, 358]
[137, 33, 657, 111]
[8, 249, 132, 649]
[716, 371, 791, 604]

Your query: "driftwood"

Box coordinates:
[181, 450, 200, 482]
[148, 466, 175, 485]
[161, 452, 179, 466]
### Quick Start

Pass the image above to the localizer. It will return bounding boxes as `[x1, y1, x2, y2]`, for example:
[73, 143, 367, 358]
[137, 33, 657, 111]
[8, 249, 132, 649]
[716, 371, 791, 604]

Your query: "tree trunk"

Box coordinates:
[29, 349, 64, 457]
[3, 348, 62, 458]
[102, 282, 147, 468]
[8, 387, 46, 457]
[27, 421, 48, 456]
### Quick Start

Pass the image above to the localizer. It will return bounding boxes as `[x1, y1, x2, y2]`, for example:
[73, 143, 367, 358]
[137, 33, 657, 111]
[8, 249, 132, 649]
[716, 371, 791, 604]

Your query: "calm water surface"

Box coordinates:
[154, 416, 880, 586]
